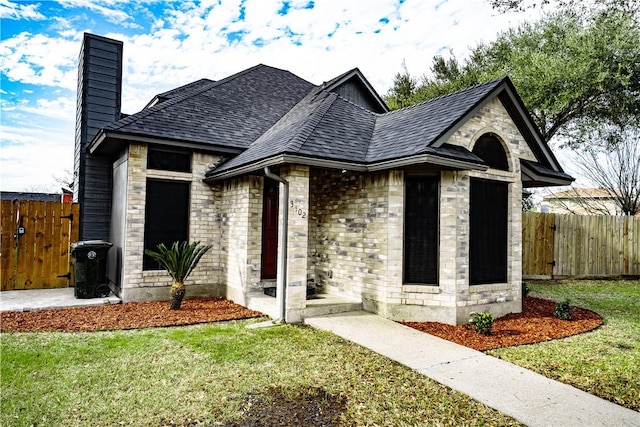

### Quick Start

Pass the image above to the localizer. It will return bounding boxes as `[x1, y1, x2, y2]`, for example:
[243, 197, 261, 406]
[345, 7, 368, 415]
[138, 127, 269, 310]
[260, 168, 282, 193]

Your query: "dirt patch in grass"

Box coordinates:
[0, 298, 263, 332]
[228, 386, 347, 427]
[403, 296, 603, 351]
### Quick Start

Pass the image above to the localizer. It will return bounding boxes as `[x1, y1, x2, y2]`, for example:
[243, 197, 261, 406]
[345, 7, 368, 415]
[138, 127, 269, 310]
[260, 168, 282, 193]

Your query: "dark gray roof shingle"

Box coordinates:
[367, 77, 505, 163]
[209, 77, 506, 175]
[101, 65, 315, 150]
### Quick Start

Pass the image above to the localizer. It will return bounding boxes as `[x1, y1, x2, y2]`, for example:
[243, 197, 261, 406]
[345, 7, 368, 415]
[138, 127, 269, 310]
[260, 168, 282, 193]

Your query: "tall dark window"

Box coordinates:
[472, 134, 509, 171]
[143, 179, 190, 270]
[404, 176, 439, 284]
[469, 179, 508, 284]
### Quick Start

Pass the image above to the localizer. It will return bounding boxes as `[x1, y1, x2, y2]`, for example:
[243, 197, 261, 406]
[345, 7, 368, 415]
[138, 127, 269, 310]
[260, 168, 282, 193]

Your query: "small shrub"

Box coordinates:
[469, 311, 494, 336]
[553, 300, 572, 320]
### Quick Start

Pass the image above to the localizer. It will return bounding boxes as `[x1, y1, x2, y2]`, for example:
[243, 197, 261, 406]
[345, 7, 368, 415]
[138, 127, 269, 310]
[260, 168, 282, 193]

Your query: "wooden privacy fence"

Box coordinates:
[1, 200, 79, 290]
[523, 212, 640, 278]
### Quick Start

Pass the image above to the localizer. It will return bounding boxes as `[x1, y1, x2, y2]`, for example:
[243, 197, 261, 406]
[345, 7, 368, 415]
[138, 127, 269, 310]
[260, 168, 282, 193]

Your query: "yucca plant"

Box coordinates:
[145, 241, 212, 310]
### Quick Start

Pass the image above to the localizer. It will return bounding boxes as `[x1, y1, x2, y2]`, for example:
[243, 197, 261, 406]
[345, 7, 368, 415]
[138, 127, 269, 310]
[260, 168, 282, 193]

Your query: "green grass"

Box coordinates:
[489, 279, 640, 411]
[1, 320, 521, 426]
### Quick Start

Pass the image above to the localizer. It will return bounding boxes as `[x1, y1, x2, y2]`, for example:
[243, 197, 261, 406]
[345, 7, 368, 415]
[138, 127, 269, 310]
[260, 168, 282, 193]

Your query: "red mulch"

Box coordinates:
[402, 296, 603, 351]
[0, 298, 264, 333]
[1, 296, 602, 352]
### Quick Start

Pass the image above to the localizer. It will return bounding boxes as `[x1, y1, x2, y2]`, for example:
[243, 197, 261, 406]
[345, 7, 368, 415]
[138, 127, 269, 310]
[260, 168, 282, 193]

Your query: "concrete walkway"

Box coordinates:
[0, 287, 121, 312]
[305, 311, 639, 427]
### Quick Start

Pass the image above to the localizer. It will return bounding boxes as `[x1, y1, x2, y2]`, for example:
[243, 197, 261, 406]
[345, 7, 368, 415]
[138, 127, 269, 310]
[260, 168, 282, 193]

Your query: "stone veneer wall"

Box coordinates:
[309, 169, 403, 317]
[386, 97, 534, 324]
[217, 175, 264, 305]
[117, 143, 222, 302]
[280, 165, 311, 322]
[308, 97, 536, 324]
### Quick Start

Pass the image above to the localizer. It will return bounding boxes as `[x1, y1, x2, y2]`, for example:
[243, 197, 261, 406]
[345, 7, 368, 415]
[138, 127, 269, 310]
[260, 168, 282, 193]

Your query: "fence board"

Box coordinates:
[524, 212, 640, 278]
[1, 201, 17, 290]
[0, 200, 79, 290]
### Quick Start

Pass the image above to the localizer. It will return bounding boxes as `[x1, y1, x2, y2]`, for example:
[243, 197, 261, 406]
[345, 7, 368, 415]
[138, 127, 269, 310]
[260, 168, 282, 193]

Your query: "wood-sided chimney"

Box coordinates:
[73, 33, 123, 241]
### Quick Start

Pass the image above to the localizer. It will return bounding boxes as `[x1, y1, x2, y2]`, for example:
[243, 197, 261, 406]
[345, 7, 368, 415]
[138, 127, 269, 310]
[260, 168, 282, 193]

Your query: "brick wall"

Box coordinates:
[307, 97, 528, 324]
[217, 175, 263, 304]
[118, 143, 223, 302]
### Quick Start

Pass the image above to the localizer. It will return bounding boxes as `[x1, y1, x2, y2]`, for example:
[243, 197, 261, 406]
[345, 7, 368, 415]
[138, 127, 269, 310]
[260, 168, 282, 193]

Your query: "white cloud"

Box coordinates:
[0, 32, 79, 90]
[0, 0, 544, 191]
[0, 0, 46, 20]
[0, 121, 74, 192]
[58, 0, 132, 24]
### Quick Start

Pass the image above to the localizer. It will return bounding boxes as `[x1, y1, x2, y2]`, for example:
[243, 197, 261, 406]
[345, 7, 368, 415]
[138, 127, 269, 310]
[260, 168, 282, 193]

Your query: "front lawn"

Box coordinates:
[1, 320, 520, 426]
[489, 279, 640, 411]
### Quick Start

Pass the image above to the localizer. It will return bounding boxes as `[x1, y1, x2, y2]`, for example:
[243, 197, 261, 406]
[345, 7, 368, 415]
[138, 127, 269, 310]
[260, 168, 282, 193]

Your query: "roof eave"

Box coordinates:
[521, 162, 574, 188]
[89, 131, 245, 156]
[204, 153, 488, 182]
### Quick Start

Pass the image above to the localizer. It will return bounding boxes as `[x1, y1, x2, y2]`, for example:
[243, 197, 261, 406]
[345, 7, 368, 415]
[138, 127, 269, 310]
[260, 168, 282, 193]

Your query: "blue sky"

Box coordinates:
[1, 0, 535, 192]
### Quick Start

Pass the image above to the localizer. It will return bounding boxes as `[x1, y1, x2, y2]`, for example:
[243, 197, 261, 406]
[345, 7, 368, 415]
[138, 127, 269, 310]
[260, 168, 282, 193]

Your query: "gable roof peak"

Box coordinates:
[321, 67, 388, 113]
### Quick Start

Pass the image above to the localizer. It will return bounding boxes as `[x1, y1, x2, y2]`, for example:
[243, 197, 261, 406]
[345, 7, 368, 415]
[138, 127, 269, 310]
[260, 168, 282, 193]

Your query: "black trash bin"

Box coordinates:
[71, 240, 113, 299]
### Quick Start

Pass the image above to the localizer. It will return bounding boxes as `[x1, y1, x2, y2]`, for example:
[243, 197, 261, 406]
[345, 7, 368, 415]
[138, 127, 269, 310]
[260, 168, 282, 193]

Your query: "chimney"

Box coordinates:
[73, 33, 123, 241]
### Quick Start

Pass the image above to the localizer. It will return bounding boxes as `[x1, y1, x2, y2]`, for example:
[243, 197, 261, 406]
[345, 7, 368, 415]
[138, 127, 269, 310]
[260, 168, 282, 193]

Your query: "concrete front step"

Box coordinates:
[245, 292, 363, 321]
[304, 295, 363, 318]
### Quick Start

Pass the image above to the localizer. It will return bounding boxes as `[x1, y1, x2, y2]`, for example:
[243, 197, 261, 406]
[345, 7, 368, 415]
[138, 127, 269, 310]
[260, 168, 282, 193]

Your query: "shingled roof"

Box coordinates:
[88, 64, 572, 186]
[144, 78, 215, 108]
[89, 65, 315, 155]
[206, 77, 516, 179]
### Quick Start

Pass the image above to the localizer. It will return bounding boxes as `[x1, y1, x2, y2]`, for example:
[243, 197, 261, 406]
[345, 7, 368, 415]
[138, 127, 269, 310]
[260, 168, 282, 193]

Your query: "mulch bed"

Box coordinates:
[0, 298, 263, 333]
[1, 296, 602, 353]
[402, 296, 603, 351]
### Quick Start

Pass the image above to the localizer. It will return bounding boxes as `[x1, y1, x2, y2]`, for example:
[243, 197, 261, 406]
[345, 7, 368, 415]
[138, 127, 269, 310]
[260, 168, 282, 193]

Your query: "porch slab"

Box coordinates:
[304, 294, 363, 318]
[0, 288, 121, 312]
[245, 292, 363, 321]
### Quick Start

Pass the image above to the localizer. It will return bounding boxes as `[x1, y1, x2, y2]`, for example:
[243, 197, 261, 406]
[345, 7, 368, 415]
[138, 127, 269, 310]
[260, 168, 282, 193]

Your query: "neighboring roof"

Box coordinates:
[0, 192, 61, 202]
[89, 65, 315, 155]
[543, 187, 619, 200]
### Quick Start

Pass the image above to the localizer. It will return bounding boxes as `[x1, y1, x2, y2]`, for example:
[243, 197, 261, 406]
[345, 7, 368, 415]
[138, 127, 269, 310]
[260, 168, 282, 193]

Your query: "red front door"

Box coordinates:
[261, 180, 279, 279]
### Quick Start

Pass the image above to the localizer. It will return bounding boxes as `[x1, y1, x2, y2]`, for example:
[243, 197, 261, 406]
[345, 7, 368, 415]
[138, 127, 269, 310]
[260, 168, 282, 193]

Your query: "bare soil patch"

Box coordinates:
[228, 386, 347, 427]
[0, 298, 263, 332]
[403, 296, 603, 351]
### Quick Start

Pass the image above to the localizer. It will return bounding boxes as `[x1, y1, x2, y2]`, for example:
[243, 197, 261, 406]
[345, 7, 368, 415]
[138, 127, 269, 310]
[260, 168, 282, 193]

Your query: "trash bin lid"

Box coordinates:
[71, 240, 113, 249]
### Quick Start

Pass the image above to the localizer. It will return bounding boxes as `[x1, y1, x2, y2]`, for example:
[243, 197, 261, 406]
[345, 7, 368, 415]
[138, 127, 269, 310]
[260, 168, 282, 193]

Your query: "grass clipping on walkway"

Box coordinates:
[0, 322, 522, 427]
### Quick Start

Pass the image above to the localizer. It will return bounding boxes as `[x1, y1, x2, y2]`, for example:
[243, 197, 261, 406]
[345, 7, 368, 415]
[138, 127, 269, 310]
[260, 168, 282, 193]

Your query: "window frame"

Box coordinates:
[469, 178, 509, 285]
[147, 147, 192, 173]
[403, 174, 440, 286]
[143, 178, 191, 270]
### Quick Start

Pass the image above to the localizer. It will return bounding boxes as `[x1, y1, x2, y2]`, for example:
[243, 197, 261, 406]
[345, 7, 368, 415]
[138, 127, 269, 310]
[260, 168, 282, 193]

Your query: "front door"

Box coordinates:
[261, 180, 279, 279]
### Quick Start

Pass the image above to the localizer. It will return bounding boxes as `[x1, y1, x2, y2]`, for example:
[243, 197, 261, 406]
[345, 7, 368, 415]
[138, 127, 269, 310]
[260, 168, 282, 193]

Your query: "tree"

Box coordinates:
[488, 0, 639, 16]
[385, 10, 640, 148]
[569, 126, 640, 216]
[386, 60, 417, 110]
[144, 241, 212, 310]
[53, 169, 74, 191]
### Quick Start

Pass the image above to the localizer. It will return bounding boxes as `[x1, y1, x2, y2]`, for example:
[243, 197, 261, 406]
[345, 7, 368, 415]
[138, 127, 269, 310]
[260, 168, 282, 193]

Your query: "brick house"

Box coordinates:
[75, 33, 572, 324]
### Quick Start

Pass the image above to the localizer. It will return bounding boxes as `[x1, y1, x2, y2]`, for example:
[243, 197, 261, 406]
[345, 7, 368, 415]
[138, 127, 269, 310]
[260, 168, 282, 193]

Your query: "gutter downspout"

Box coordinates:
[264, 167, 289, 322]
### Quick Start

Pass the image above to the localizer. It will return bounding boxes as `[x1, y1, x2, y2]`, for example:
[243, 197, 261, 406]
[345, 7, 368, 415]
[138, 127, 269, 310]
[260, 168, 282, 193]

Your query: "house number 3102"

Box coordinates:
[290, 200, 307, 218]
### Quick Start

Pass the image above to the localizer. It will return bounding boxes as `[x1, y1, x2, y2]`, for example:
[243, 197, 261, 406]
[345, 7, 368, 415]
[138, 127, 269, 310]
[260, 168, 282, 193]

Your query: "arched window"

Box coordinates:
[472, 134, 509, 171]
